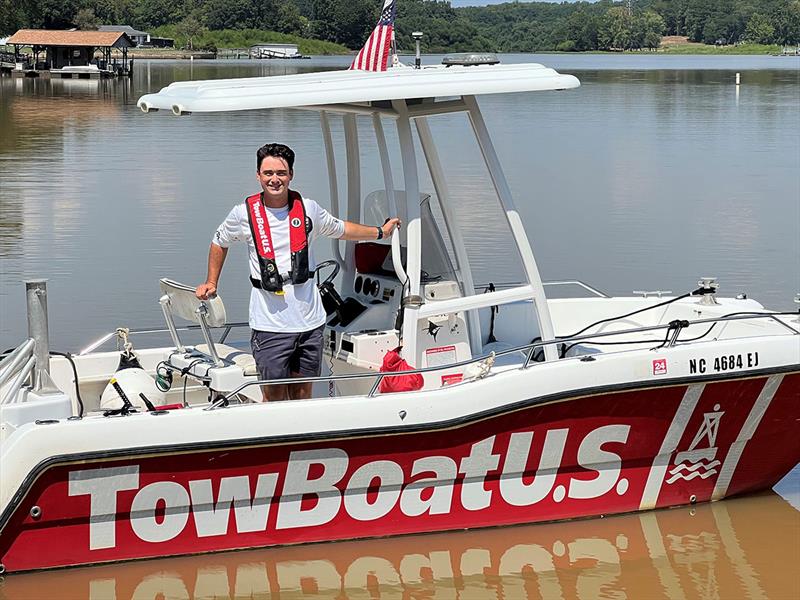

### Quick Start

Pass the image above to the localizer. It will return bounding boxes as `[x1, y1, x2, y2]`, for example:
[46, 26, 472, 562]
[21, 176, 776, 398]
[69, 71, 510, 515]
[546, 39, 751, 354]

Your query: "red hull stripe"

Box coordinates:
[639, 384, 704, 510]
[712, 374, 784, 499]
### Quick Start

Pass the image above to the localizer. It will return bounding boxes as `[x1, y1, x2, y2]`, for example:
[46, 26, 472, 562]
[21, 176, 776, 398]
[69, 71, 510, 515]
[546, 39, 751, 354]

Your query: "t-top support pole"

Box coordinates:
[392, 100, 423, 361]
[415, 115, 482, 352]
[320, 111, 344, 266]
[463, 95, 558, 362]
[343, 113, 361, 276]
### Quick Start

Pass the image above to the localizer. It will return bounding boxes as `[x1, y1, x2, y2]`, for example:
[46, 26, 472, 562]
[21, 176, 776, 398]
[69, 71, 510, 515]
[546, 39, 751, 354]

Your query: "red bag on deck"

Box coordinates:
[378, 347, 424, 393]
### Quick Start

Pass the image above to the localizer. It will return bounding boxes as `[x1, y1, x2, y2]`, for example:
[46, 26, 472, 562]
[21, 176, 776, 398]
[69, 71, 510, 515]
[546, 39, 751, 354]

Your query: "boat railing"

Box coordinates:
[476, 280, 610, 298]
[76, 279, 616, 355]
[209, 311, 799, 409]
[0, 339, 36, 406]
[79, 322, 251, 355]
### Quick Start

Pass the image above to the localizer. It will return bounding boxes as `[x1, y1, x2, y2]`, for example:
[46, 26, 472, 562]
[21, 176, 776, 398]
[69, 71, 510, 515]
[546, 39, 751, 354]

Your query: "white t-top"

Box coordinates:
[212, 195, 345, 332]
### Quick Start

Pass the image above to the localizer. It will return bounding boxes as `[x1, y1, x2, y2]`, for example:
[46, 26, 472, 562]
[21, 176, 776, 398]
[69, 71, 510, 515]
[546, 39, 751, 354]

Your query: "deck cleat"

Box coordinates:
[696, 277, 720, 305]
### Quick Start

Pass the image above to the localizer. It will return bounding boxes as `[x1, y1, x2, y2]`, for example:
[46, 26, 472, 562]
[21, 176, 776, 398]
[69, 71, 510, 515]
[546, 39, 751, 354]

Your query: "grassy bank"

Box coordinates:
[151, 27, 349, 55]
[662, 42, 783, 54]
[656, 36, 783, 55]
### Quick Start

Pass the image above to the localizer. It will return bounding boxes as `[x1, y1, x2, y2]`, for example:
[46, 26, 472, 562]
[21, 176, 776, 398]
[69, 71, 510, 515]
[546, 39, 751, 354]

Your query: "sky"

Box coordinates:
[450, 0, 599, 6]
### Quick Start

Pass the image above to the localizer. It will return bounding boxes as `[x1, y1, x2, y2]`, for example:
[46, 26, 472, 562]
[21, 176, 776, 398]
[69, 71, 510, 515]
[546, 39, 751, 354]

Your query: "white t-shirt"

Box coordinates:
[212, 196, 345, 332]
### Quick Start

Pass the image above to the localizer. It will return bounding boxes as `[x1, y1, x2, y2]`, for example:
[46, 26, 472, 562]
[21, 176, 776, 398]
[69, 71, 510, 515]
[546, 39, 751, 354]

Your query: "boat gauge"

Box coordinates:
[354, 275, 363, 294]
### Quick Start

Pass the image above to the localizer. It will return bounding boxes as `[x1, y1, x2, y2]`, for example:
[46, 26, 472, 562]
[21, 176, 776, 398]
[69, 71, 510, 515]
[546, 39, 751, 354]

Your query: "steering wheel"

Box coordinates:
[315, 259, 341, 285]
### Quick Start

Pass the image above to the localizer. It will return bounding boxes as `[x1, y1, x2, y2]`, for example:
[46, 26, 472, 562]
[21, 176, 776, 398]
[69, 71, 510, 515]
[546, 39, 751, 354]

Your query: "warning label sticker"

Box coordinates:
[426, 345, 457, 367]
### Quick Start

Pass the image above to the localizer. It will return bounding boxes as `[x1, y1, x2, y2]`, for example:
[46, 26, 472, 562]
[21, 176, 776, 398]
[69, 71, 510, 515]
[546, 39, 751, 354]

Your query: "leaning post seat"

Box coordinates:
[158, 278, 227, 365]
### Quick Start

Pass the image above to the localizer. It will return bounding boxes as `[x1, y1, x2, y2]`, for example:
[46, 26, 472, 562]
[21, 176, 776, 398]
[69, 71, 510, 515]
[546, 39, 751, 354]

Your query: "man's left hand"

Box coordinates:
[381, 217, 401, 238]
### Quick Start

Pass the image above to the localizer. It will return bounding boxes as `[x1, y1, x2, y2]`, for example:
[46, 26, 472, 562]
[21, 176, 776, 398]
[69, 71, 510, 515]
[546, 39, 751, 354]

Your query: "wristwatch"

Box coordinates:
[376, 226, 384, 240]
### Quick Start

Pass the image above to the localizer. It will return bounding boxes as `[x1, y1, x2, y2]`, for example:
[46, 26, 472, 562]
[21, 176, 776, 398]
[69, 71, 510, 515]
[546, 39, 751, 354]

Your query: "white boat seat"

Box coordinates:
[158, 278, 227, 364]
[195, 344, 258, 377]
[159, 278, 226, 327]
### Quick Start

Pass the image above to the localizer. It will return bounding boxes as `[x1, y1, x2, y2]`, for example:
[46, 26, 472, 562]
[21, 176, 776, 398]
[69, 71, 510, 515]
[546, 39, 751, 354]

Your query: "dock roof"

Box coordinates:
[7, 30, 134, 48]
[98, 25, 149, 38]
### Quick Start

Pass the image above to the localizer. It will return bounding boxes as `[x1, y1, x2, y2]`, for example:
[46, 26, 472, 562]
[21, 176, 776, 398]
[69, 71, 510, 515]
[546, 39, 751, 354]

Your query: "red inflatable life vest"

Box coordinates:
[246, 190, 312, 293]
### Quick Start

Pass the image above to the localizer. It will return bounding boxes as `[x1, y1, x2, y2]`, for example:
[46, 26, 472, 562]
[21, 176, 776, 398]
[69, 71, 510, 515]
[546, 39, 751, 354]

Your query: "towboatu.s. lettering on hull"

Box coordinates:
[0, 375, 797, 572]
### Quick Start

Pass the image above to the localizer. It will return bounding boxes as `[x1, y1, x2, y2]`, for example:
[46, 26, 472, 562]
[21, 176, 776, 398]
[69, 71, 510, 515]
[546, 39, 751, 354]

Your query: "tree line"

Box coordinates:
[2, 0, 799, 52]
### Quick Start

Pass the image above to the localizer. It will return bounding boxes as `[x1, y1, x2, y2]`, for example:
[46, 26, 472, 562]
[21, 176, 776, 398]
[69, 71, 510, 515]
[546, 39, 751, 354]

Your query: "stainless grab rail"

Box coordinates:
[0, 339, 37, 406]
[0, 339, 35, 390]
[475, 280, 610, 298]
[0, 357, 36, 406]
[79, 322, 251, 355]
[208, 311, 800, 409]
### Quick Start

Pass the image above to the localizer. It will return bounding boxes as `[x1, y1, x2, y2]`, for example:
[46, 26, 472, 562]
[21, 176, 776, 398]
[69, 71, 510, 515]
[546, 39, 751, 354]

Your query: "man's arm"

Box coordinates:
[196, 243, 228, 299]
[340, 217, 401, 241]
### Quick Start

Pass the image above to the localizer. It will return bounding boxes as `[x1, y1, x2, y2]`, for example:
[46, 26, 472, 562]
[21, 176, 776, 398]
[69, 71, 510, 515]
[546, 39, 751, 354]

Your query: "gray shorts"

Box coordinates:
[251, 325, 325, 381]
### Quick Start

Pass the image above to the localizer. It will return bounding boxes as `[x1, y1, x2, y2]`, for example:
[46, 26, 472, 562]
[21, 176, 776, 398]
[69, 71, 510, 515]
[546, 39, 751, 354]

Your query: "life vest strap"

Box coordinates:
[250, 275, 295, 290]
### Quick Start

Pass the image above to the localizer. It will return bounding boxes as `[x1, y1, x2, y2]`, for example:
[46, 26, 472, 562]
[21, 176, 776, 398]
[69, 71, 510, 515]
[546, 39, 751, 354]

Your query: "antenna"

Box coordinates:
[412, 31, 423, 69]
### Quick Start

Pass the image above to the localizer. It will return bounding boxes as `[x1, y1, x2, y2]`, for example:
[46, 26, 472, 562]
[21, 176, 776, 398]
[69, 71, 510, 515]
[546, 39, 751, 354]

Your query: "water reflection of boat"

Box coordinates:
[1, 4, 799, 575]
[0, 492, 796, 600]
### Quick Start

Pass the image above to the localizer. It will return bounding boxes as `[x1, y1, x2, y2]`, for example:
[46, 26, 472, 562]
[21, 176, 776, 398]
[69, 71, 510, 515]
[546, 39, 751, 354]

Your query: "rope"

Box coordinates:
[115, 327, 134, 359]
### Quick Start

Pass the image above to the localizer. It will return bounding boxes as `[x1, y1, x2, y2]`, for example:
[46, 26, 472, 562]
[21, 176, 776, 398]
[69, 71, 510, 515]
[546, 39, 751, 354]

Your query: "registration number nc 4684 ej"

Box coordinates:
[689, 352, 759, 374]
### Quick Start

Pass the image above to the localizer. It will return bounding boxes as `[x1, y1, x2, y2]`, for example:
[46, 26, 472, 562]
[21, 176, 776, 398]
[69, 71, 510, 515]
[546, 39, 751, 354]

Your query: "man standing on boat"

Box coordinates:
[196, 143, 400, 401]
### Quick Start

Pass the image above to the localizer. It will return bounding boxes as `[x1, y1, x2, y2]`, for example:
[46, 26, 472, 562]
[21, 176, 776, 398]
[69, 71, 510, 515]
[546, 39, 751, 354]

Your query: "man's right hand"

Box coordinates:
[195, 282, 217, 300]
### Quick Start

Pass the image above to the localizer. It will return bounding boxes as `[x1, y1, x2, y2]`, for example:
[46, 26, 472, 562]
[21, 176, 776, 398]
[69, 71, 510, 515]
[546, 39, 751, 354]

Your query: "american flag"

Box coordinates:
[350, 0, 396, 72]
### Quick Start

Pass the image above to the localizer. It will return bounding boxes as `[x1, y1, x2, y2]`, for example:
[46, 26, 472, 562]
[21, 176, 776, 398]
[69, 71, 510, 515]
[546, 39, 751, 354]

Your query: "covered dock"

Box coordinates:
[6, 30, 135, 78]
[249, 43, 304, 59]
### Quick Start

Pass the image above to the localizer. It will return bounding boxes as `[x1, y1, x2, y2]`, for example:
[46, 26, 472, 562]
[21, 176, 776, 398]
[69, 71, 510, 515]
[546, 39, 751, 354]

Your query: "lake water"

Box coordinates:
[0, 54, 798, 598]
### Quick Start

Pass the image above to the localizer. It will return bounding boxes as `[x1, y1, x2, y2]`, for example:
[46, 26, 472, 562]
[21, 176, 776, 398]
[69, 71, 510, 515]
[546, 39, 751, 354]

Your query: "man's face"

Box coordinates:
[257, 156, 293, 202]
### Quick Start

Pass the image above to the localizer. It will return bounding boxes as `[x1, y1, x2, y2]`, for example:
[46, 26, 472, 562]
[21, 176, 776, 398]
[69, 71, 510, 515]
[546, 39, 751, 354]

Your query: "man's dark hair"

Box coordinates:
[256, 143, 295, 172]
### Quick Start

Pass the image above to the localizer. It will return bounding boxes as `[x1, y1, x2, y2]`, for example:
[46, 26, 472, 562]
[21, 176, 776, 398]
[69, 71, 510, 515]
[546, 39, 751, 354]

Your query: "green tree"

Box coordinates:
[204, 0, 257, 30]
[560, 10, 600, 51]
[309, 0, 337, 42]
[771, 0, 800, 44]
[74, 8, 100, 30]
[133, 0, 186, 30]
[633, 10, 665, 50]
[275, 2, 305, 35]
[744, 13, 775, 44]
[20, 0, 79, 29]
[683, 0, 712, 42]
[331, 0, 374, 48]
[176, 14, 206, 49]
[599, 6, 633, 50]
[0, 0, 25, 35]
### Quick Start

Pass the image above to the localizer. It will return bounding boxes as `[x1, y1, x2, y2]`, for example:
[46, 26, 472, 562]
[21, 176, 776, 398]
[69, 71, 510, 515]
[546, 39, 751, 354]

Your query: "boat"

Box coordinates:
[50, 64, 113, 78]
[0, 54, 798, 574]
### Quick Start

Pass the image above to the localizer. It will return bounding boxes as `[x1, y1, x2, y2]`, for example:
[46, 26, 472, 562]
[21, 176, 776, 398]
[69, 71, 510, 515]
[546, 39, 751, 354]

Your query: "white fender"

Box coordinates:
[100, 368, 168, 411]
